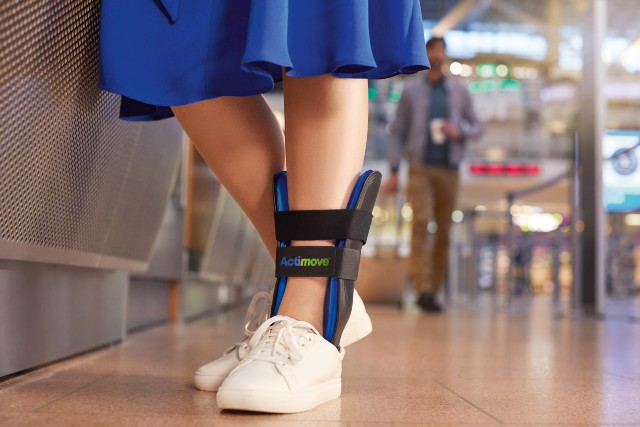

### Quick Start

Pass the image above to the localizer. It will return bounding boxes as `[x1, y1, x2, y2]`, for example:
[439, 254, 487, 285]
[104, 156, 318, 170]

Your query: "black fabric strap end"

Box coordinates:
[274, 209, 372, 243]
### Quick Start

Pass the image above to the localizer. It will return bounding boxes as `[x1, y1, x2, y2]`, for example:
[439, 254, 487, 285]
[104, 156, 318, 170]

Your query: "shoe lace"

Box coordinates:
[223, 290, 272, 359]
[242, 290, 272, 336]
[246, 315, 317, 366]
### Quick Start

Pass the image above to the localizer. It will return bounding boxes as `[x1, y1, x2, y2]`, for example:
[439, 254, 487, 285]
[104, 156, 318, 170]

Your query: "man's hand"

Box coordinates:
[384, 172, 399, 193]
[441, 121, 463, 141]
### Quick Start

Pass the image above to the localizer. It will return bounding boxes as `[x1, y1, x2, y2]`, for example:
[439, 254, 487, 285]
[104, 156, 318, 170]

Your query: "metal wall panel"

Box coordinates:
[182, 277, 231, 320]
[134, 181, 184, 281]
[0, 261, 127, 377]
[0, 0, 182, 271]
[127, 279, 170, 331]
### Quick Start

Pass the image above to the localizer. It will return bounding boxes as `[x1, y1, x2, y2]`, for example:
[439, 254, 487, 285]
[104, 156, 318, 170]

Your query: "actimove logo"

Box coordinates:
[279, 256, 330, 267]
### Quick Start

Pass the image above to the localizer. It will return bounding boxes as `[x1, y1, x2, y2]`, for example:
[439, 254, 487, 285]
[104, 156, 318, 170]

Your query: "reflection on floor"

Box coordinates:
[605, 295, 640, 320]
[2, 296, 640, 426]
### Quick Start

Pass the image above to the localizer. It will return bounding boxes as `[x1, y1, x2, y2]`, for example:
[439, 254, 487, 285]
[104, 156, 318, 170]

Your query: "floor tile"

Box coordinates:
[2, 296, 640, 426]
[440, 375, 640, 425]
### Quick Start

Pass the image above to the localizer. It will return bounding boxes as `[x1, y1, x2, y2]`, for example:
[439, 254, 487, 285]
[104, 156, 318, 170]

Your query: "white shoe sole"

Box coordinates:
[217, 378, 341, 413]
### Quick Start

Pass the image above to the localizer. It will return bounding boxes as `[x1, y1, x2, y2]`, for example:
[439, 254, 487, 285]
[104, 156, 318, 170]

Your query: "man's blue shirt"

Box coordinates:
[423, 78, 451, 168]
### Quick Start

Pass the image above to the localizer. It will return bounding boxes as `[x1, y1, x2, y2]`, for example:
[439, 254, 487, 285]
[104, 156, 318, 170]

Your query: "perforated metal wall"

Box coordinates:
[0, 0, 182, 269]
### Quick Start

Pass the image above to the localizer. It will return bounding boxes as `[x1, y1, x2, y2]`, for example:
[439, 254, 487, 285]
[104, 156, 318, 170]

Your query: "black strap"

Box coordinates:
[274, 209, 372, 243]
[275, 246, 361, 280]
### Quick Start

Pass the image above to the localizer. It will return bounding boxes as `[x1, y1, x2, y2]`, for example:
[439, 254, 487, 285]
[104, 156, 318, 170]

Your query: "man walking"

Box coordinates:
[386, 37, 484, 312]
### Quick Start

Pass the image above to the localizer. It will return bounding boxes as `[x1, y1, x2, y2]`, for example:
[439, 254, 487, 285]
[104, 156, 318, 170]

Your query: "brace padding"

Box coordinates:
[275, 246, 361, 280]
[274, 209, 372, 243]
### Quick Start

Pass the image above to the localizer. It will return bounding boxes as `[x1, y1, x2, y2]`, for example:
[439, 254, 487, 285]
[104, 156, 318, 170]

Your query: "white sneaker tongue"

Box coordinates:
[263, 321, 288, 345]
[255, 319, 313, 361]
[248, 315, 320, 357]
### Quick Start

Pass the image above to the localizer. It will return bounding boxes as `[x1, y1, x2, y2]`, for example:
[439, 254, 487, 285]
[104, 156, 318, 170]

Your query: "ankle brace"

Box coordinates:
[271, 170, 381, 347]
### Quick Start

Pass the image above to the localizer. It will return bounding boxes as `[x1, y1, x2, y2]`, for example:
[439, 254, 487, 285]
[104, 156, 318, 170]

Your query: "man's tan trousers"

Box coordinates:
[407, 164, 459, 294]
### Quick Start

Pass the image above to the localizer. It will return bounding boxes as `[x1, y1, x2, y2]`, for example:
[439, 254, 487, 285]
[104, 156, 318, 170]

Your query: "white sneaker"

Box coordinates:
[193, 289, 371, 392]
[340, 290, 373, 346]
[217, 315, 343, 413]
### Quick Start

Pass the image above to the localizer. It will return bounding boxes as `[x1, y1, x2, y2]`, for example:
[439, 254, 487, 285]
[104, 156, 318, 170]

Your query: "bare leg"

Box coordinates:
[171, 79, 368, 333]
[171, 96, 284, 259]
[276, 74, 368, 332]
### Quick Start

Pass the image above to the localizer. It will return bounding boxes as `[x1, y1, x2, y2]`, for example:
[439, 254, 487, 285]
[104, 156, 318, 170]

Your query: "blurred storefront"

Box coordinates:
[364, 0, 640, 318]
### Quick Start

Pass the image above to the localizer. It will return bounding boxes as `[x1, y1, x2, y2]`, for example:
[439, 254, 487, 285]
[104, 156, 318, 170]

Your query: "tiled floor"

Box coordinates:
[2, 297, 640, 426]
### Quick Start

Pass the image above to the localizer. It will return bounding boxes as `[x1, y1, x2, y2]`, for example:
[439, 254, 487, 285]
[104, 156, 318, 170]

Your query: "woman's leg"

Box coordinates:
[171, 96, 284, 259]
[215, 76, 370, 412]
[172, 77, 368, 333]
[276, 74, 368, 331]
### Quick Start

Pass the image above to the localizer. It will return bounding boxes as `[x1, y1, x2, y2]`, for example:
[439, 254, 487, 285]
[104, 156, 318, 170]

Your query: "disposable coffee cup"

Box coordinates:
[430, 118, 446, 145]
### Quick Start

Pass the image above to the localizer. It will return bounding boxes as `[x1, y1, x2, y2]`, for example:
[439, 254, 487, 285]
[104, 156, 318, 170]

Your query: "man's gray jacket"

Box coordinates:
[387, 75, 484, 171]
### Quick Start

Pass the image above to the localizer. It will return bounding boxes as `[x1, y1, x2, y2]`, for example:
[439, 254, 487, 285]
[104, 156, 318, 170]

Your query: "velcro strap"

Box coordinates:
[274, 209, 372, 243]
[275, 246, 361, 280]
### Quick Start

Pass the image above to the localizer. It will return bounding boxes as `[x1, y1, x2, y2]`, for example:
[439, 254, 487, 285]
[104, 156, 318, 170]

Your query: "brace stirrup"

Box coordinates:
[270, 170, 381, 347]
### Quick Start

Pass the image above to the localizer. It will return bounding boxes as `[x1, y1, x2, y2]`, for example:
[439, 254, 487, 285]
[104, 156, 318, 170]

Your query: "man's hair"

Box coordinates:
[426, 37, 446, 50]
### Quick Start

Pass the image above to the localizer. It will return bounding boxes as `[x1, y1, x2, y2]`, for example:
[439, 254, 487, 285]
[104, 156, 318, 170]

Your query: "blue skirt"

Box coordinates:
[99, 0, 430, 121]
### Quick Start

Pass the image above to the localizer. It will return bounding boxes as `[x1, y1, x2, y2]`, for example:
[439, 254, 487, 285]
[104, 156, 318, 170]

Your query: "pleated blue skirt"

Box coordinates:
[98, 0, 430, 121]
